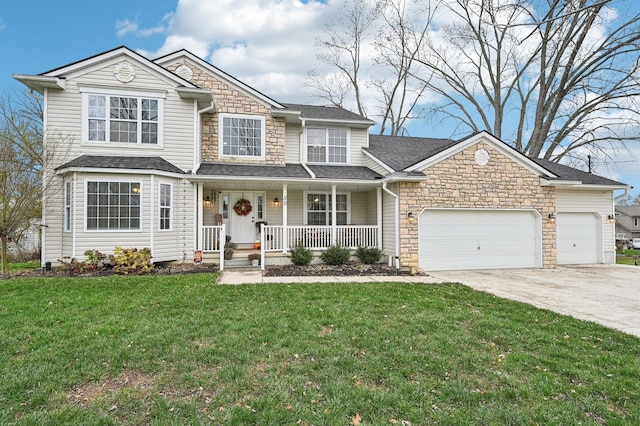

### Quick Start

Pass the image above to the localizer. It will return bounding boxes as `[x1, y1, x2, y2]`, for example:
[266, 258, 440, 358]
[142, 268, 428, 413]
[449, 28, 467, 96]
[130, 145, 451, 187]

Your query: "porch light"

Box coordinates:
[547, 213, 556, 221]
[407, 212, 414, 219]
[607, 214, 616, 223]
[204, 196, 212, 207]
[274, 197, 280, 207]
[132, 186, 140, 193]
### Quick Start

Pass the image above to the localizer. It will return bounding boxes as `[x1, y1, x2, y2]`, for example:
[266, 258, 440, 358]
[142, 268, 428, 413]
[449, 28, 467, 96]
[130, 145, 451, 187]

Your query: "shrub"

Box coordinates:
[83, 249, 106, 272]
[355, 246, 383, 264]
[290, 244, 313, 266]
[109, 247, 153, 275]
[320, 245, 350, 265]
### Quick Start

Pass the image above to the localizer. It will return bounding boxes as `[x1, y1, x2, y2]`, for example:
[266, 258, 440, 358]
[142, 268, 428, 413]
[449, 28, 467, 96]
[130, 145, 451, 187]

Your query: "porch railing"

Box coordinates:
[200, 225, 379, 261]
[262, 225, 378, 252]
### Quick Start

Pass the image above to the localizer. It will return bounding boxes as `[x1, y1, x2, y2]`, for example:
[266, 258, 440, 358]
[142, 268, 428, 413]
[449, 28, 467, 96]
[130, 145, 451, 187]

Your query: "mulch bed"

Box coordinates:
[263, 262, 411, 277]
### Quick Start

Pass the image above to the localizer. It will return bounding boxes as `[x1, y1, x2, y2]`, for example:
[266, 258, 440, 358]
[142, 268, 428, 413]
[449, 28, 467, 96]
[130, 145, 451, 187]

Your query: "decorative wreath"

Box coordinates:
[233, 198, 253, 216]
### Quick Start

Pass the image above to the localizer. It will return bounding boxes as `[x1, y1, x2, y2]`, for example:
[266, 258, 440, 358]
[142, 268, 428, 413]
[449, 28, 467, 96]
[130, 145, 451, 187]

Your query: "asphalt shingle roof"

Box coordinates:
[196, 163, 382, 181]
[530, 158, 626, 186]
[307, 165, 383, 180]
[56, 155, 185, 174]
[281, 103, 374, 124]
[197, 163, 310, 178]
[365, 135, 458, 171]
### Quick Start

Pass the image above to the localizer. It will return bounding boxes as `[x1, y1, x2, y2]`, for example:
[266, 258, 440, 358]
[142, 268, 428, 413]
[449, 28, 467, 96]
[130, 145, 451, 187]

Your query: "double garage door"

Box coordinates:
[418, 209, 541, 271]
[418, 209, 602, 271]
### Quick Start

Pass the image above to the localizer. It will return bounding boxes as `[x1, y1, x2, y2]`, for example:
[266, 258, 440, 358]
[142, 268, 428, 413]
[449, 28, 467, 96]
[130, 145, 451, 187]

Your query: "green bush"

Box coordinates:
[355, 246, 383, 264]
[320, 245, 350, 265]
[84, 249, 106, 271]
[290, 244, 313, 266]
[109, 247, 154, 275]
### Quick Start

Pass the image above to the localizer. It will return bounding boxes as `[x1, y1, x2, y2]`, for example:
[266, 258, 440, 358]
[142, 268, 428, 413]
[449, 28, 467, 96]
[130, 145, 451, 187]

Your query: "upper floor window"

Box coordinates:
[220, 114, 265, 158]
[82, 88, 164, 145]
[306, 128, 348, 164]
[86, 181, 141, 231]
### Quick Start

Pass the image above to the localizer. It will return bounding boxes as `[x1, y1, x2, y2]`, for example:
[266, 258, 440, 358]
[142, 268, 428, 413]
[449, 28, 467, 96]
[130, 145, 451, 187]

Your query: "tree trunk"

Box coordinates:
[1, 235, 7, 275]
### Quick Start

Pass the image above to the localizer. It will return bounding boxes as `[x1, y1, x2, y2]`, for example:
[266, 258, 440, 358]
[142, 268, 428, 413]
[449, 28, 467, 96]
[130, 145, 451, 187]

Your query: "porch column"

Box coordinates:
[377, 187, 382, 249]
[331, 185, 337, 246]
[196, 183, 203, 250]
[282, 184, 288, 253]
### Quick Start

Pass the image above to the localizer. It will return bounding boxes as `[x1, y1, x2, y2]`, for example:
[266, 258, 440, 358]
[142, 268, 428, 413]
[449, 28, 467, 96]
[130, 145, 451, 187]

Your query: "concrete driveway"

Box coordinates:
[428, 265, 640, 338]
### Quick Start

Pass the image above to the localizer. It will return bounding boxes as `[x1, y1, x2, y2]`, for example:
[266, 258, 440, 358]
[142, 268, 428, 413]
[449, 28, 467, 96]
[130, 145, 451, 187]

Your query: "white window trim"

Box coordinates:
[218, 113, 266, 160]
[83, 178, 144, 232]
[303, 191, 351, 225]
[158, 181, 173, 232]
[305, 127, 350, 165]
[80, 87, 165, 147]
[64, 180, 73, 232]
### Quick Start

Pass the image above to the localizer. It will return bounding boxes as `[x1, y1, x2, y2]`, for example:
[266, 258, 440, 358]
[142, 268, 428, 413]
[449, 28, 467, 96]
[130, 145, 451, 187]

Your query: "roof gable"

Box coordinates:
[407, 131, 556, 178]
[43, 46, 200, 89]
[154, 49, 286, 110]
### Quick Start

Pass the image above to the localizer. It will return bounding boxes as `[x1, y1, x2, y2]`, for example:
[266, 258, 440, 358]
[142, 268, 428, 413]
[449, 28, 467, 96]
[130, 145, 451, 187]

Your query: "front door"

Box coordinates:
[229, 192, 256, 245]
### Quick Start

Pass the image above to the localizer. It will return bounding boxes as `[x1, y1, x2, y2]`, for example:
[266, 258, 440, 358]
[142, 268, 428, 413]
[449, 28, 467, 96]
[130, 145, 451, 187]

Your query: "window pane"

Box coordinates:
[222, 115, 263, 156]
[86, 181, 141, 230]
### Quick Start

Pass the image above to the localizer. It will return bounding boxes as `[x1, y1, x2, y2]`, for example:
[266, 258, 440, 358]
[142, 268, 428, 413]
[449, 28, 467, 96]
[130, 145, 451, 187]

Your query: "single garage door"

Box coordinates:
[418, 209, 541, 271]
[557, 212, 600, 265]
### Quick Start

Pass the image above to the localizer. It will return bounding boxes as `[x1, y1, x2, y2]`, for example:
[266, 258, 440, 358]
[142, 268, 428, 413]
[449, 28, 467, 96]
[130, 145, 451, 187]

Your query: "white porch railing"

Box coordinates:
[262, 225, 378, 252]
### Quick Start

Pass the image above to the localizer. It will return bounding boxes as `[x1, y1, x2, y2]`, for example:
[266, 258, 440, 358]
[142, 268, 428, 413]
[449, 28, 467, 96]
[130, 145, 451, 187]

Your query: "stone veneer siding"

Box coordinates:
[400, 142, 557, 269]
[165, 61, 286, 166]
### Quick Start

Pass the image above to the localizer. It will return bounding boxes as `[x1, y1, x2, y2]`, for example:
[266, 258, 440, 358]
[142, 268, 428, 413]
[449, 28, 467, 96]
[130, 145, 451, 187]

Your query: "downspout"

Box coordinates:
[382, 181, 400, 270]
[614, 187, 630, 203]
[195, 100, 215, 172]
[298, 118, 315, 178]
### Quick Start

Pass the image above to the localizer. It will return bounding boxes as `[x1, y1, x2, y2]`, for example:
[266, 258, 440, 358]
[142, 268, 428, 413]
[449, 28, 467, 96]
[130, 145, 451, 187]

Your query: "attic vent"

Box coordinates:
[175, 64, 194, 81]
[114, 62, 136, 83]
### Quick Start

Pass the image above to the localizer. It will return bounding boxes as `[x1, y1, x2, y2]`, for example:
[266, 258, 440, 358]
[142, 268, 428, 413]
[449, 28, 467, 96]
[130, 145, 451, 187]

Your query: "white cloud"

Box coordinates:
[116, 18, 139, 38]
[0, 19, 6, 31]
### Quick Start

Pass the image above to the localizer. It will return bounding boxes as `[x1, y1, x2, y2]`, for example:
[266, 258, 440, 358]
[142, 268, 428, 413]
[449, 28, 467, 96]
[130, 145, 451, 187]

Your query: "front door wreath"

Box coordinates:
[233, 198, 252, 216]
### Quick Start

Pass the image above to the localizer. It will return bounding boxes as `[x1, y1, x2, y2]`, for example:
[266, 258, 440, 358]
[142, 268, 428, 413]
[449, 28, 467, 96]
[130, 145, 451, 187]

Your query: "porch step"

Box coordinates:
[224, 249, 262, 269]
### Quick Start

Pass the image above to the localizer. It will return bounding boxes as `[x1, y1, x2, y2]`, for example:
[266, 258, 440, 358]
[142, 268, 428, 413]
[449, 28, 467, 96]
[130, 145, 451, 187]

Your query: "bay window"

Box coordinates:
[86, 181, 141, 231]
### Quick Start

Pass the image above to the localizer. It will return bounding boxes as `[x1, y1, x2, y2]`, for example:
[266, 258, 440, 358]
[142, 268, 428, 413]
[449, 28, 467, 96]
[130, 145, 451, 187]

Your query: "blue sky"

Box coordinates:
[1, 0, 638, 198]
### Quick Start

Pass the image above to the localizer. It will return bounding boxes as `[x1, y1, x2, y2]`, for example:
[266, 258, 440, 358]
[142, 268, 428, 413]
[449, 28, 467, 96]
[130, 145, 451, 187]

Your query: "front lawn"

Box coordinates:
[1, 274, 639, 424]
[616, 249, 640, 265]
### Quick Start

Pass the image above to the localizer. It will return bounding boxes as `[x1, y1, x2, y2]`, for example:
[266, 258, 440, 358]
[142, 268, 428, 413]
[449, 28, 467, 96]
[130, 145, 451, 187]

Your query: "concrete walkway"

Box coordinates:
[217, 265, 640, 338]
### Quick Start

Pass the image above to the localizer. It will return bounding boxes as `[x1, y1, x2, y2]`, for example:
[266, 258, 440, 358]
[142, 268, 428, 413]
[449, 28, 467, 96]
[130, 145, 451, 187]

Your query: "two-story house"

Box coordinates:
[615, 205, 640, 242]
[14, 46, 627, 271]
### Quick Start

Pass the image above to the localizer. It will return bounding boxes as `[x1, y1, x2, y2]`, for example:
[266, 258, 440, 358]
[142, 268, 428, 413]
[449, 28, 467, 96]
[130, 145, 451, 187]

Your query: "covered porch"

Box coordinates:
[193, 178, 384, 270]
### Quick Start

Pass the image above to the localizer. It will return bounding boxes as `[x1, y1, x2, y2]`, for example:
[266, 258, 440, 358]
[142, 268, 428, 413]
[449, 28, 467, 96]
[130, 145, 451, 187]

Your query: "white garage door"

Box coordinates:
[557, 212, 600, 265]
[419, 209, 541, 271]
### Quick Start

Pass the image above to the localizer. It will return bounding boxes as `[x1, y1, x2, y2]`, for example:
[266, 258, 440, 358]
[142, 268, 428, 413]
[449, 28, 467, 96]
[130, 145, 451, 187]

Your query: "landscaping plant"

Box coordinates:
[109, 246, 153, 275]
[320, 244, 350, 265]
[355, 246, 383, 264]
[290, 243, 313, 266]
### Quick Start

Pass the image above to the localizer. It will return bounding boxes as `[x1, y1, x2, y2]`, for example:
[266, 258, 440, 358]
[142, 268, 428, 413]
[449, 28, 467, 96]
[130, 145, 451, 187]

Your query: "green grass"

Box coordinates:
[616, 249, 640, 265]
[8, 260, 40, 271]
[1, 274, 639, 425]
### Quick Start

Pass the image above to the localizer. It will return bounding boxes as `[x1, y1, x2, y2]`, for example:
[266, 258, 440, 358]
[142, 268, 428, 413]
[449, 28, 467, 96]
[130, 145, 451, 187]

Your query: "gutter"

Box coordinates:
[382, 181, 400, 270]
[298, 118, 316, 178]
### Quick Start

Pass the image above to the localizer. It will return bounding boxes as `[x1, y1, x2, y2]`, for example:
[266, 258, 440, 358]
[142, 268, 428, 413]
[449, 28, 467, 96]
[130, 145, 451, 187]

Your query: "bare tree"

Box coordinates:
[0, 91, 44, 274]
[307, 0, 435, 135]
[416, 0, 640, 163]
